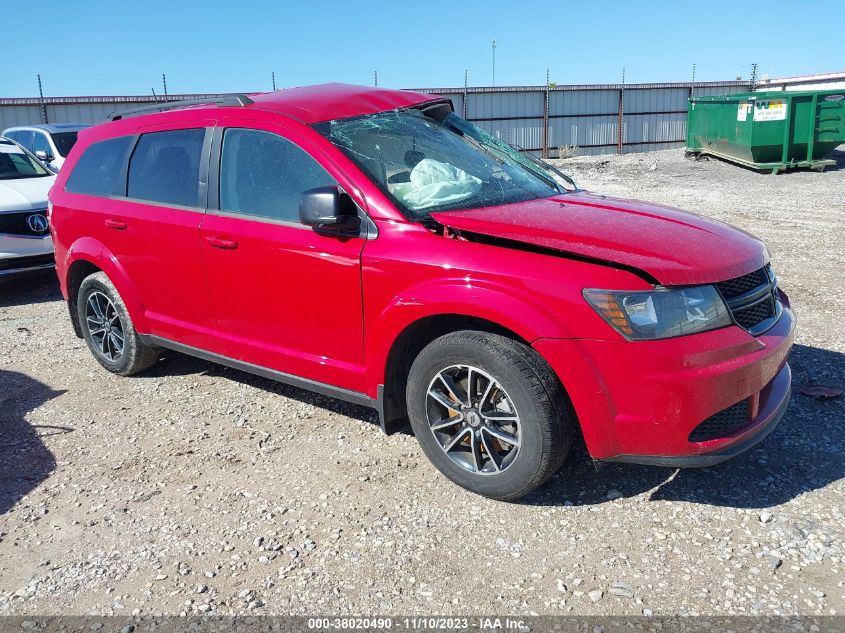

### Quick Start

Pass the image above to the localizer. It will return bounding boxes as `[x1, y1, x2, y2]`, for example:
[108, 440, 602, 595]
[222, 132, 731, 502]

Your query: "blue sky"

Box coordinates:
[4, 0, 840, 97]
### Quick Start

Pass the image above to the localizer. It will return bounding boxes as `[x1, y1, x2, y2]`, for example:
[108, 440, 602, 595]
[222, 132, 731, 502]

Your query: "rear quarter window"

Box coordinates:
[127, 128, 205, 207]
[65, 136, 133, 196]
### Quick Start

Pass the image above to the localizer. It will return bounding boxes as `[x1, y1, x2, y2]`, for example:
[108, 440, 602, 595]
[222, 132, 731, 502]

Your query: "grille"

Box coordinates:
[734, 298, 776, 329]
[715, 264, 769, 300]
[715, 264, 779, 334]
[688, 399, 752, 443]
[0, 253, 54, 272]
[0, 210, 49, 236]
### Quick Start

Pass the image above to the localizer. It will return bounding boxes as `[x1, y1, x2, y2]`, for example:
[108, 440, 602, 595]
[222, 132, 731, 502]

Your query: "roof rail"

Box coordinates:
[107, 94, 254, 121]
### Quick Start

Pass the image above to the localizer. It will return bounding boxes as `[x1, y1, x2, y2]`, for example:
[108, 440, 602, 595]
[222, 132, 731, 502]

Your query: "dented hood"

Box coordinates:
[430, 192, 768, 286]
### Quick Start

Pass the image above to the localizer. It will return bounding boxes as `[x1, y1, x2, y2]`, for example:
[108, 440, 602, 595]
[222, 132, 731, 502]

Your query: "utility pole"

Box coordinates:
[749, 63, 758, 91]
[37, 74, 48, 124]
[690, 63, 696, 98]
[374, 70, 378, 87]
[162, 73, 168, 97]
[272, 72, 276, 91]
[491, 39, 496, 86]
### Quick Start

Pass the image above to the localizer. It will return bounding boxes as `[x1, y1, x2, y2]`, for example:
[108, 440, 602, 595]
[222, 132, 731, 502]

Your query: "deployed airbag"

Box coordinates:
[391, 158, 482, 210]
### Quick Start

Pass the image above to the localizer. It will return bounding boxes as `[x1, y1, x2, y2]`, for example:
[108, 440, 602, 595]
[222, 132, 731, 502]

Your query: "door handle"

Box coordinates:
[105, 218, 127, 230]
[207, 236, 238, 250]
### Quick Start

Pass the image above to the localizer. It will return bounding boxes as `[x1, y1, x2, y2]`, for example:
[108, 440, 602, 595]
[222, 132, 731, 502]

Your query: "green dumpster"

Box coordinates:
[686, 89, 845, 173]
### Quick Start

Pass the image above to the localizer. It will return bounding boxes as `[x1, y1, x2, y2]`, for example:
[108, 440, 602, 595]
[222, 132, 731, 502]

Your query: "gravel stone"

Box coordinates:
[0, 147, 842, 617]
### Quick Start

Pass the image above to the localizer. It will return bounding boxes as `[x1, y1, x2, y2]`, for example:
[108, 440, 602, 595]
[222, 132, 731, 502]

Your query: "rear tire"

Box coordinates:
[77, 272, 159, 376]
[406, 330, 572, 501]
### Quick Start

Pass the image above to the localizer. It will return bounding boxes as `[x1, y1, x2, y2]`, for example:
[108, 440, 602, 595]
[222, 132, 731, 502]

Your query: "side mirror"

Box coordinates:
[299, 186, 360, 234]
[35, 150, 53, 162]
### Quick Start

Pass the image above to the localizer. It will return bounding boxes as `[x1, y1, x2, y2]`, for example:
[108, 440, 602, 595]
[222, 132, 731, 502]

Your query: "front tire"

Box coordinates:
[77, 272, 159, 376]
[407, 330, 572, 501]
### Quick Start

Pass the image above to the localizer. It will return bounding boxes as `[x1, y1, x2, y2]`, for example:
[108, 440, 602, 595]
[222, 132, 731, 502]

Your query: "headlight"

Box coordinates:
[583, 286, 732, 340]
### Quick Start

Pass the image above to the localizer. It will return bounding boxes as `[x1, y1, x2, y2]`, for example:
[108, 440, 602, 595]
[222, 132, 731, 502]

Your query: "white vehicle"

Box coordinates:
[0, 137, 55, 276]
[1, 124, 87, 171]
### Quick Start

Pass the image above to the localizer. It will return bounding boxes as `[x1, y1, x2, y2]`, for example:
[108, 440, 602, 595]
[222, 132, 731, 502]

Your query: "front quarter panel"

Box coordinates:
[362, 220, 652, 396]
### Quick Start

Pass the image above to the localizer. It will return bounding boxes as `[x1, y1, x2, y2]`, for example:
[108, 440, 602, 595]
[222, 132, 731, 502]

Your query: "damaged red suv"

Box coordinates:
[49, 84, 794, 500]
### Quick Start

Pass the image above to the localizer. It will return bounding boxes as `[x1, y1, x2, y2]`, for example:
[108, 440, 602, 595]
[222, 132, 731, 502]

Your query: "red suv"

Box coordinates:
[49, 84, 794, 500]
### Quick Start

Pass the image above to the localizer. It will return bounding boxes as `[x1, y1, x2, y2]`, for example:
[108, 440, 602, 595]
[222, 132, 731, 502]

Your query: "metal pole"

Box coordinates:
[686, 64, 696, 150]
[690, 63, 696, 98]
[272, 72, 276, 91]
[543, 68, 550, 158]
[463, 69, 468, 119]
[491, 39, 496, 87]
[37, 74, 48, 124]
[617, 66, 625, 155]
[374, 70, 378, 87]
[162, 73, 168, 97]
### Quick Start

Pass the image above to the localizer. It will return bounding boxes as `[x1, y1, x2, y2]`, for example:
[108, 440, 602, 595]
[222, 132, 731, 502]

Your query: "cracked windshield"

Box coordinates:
[316, 106, 575, 220]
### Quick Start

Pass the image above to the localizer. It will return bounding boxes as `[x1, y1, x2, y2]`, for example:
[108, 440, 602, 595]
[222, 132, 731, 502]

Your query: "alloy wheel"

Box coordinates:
[85, 291, 125, 362]
[425, 364, 521, 474]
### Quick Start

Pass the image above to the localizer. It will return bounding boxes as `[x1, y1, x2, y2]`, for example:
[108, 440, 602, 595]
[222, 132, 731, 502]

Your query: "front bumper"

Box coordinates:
[601, 363, 790, 467]
[534, 306, 795, 465]
[0, 235, 55, 276]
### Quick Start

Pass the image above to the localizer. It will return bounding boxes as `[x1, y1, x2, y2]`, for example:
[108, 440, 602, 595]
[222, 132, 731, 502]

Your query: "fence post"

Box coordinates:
[463, 69, 468, 119]
[543, 78, 550, 158]
[617, 88, 624, 155]
[617, 68, 625, 155]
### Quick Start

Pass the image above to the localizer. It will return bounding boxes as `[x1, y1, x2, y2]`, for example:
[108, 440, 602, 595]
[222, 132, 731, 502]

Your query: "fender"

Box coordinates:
[64, 238, 150, 334]
[365, 276, 574, 397]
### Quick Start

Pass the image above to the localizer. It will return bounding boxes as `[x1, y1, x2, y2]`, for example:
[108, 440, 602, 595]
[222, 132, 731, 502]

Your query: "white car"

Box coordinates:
[1, 124, 87, 171]
[0, 137, 56, 276]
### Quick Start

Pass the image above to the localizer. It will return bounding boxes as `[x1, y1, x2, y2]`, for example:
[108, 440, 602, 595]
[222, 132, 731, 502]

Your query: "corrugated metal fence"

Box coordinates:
[0, 78, 819, 157]
[0, 94, 224, 131]
[423, 81, 746, 156]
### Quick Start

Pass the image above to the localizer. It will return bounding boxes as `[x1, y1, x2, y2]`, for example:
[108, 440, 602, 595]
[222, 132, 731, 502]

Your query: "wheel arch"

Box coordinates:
[66, 259, 102, 337]
[377, 313, 543, 434]
[64, 240, 149, 337]
[368, 279, 573, 432]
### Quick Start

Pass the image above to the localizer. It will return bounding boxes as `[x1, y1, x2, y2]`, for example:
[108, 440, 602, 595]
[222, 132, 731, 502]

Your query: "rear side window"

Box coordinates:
[127, 128, 205, 207]
[65, 136, 132, 196]
[219, 128, 335, 222]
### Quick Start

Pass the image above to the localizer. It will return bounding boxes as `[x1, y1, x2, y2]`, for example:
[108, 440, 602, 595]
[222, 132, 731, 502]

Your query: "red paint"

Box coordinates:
[432, 192, 768, 286]
[248, 83, 440, 124]
[50, 83, 794, 465]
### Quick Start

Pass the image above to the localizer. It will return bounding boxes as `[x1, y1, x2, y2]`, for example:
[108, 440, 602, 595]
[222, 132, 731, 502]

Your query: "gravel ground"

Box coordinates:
[0, 148, 843, 617]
